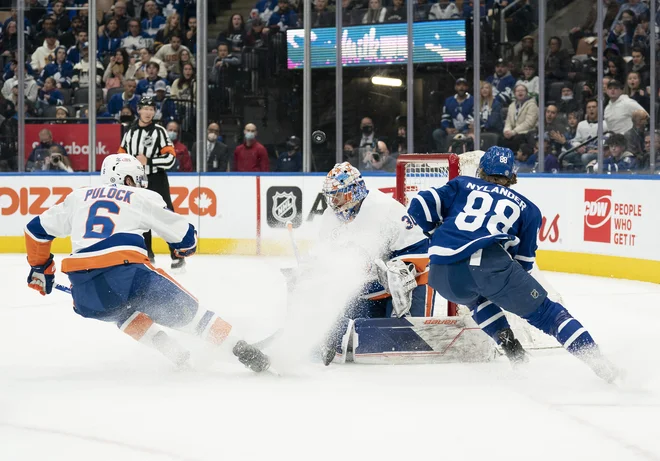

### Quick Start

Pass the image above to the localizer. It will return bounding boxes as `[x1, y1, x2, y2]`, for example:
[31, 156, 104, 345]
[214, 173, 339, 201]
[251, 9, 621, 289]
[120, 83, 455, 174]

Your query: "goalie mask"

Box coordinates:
[322, 162, 368, 222]
[100, 154, 148, 188]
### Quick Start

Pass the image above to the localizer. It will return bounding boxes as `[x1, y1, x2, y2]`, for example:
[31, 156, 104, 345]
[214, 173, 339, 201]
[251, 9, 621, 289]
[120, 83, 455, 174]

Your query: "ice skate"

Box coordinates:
[497, 328, 529, 365]
[578, 346, 621, 384]
[170, 257, 186, 273]
[232, 340, 271, 372]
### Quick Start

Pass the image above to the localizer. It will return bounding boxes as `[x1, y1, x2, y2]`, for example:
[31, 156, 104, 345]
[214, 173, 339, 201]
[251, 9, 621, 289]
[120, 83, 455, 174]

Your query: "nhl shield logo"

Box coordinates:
[272, 192, 297, 223]
[266, 186, 303, 228]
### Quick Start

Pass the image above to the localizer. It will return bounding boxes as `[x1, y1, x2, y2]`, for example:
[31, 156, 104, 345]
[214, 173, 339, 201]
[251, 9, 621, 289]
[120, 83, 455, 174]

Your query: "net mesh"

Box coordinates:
[397, 152, 559, 350]
[401, 151, 484, 205]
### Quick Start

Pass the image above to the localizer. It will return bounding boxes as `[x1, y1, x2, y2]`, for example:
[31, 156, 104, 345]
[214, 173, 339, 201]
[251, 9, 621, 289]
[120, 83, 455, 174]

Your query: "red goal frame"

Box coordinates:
[394, 154, 461, 205]
[394, 153, 461, 316]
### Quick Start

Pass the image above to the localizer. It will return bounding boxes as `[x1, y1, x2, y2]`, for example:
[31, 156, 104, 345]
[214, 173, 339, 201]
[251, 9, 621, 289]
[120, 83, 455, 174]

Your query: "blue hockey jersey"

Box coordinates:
[408, 176, 541, 272]
[486, 72, 516, 106]
[441, 94, 474, 132]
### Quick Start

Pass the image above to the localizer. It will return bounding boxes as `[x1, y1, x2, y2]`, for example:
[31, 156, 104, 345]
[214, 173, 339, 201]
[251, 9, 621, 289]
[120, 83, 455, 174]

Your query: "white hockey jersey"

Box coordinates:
[317, 189, 429, 299]
[25, 185, 196, 273]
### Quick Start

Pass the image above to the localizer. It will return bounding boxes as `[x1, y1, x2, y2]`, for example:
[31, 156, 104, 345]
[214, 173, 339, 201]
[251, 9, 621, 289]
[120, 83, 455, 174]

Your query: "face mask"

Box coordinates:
[397, 136, 406, 144]
[120, 114, 133, 123]
[208, 133, 218, 142]
[362, 125, 373, 135]
[244, 131, 256, 140]
[561, 95, 573, 101]
[343, 149, 353, 158]
[168, 131, 177, 141]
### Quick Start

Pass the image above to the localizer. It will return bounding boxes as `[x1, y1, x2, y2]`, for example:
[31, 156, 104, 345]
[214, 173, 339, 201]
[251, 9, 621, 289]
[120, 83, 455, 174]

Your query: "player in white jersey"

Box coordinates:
[24, 154, 270, 372]
[313, 162, 431, 364]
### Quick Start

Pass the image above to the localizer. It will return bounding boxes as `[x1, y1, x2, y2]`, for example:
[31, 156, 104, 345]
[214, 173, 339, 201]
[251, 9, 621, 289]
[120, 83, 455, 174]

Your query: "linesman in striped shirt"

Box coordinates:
[118, 96, 186, 270]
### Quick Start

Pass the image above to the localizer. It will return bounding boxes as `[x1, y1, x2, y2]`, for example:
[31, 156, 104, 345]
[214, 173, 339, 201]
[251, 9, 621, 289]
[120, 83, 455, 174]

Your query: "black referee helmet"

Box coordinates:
[138, 96, 156, 108]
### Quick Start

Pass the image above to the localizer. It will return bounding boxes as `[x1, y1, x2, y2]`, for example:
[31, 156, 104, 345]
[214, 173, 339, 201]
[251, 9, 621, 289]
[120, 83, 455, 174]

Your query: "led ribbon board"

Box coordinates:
[286, 20, 466, 69]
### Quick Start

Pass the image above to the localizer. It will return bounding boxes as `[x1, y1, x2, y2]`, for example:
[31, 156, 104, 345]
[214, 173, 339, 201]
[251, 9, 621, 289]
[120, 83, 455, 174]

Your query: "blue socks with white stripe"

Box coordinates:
[470, 297, 597, 353]
[470, 300, 511, 344]
[523, 297, 596, 353]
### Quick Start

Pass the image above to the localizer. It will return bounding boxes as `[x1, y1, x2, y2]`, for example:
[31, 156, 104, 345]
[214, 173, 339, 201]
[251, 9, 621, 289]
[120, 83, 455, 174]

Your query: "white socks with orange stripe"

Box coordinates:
[120, 312, 191, 368]
[190, 310, 236, 347]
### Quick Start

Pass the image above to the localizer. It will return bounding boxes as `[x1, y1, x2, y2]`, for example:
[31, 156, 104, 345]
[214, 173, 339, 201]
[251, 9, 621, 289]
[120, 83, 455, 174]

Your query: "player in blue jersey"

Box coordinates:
[408, 146, 619, 382]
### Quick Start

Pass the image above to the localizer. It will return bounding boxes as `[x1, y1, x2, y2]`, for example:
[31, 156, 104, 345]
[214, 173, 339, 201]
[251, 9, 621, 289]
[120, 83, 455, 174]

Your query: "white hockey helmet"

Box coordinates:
[100, 154, 147, 188]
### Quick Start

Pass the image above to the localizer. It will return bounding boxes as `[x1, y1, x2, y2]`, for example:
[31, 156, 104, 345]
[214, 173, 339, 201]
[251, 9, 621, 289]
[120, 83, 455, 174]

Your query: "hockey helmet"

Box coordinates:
[322, 162, 368, 222]
[138, 96, 156, 108]
[101, 154, 147, 188]
[478, 146, 515, 179]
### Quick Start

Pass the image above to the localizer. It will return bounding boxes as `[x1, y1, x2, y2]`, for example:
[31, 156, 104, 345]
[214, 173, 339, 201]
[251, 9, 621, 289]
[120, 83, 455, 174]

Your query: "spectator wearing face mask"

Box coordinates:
[358, 117, 377, 149]
[234, 123, 269, 172]
[391, 125, 407, 157]
[277, 136, 302, 172]
[118, 105, 135, 126]
[200, 122, 229, 172]
[166, 120, 192, 172]
[557, 83, 580, 115]
[342, 139, 359, 165]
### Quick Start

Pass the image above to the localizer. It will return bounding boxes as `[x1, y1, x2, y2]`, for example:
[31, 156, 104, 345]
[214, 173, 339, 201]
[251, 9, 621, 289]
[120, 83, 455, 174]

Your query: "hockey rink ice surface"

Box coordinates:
[1, 254, 659, 461]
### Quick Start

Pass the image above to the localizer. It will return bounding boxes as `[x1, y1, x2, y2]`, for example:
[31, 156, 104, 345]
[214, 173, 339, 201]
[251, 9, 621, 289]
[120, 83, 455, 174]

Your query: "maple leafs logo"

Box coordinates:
[194, 192, 213, 212]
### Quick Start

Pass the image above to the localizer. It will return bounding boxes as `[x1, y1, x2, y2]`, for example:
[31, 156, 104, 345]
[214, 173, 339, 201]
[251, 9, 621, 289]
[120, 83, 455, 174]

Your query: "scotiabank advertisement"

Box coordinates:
[0, 174, 658, 263]
[25, 124, 122, 171]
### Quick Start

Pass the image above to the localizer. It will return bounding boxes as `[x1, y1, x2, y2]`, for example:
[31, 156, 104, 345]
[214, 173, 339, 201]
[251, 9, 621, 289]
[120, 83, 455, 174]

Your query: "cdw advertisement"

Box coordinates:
[25, 124, 122, 172]
[516, 177, 657, 261]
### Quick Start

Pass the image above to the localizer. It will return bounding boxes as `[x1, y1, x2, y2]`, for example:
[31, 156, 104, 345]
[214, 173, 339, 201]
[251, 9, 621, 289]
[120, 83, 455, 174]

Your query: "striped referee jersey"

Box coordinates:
[118, 122, 176, 174]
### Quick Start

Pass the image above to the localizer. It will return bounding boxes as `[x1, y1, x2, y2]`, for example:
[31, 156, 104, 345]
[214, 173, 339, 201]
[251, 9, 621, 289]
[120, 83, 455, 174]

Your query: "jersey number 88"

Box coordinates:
[455, 190, 521, 235]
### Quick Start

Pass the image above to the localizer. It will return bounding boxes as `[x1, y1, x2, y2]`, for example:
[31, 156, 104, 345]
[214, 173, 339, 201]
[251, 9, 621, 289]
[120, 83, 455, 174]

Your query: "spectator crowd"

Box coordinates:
[433, 0, 660, 174]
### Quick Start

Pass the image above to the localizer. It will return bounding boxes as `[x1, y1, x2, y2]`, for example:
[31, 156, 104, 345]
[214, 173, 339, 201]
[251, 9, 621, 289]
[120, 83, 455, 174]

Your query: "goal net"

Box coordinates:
[395, 152, 559, 350]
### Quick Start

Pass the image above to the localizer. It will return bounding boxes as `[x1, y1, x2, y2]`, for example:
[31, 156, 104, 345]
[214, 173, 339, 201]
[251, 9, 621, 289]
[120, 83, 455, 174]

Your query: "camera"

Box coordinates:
[51, 154, 60, 164]
[372, 152, 381, 162]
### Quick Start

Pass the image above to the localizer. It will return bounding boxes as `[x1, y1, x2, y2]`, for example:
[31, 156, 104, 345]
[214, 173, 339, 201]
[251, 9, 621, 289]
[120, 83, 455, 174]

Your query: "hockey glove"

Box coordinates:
[27, 254, 56, 296]
[375, 258, 417, 318]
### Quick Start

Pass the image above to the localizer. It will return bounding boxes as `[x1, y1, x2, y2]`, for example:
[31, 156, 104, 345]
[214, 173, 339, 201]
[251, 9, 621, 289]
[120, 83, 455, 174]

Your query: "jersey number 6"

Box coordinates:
[455, 190, 520, 235]
[84, 200, 120, 239]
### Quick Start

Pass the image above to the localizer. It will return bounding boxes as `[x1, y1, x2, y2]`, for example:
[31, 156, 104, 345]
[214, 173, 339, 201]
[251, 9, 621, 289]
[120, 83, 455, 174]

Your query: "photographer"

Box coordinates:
[361, 140, 395, 173]
[44, 146, 74, 173]
[26, 129, 67, 172]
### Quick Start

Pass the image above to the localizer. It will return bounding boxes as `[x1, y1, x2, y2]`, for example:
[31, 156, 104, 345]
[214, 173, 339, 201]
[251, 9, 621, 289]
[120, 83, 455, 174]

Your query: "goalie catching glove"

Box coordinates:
[27, 253, 56, 296]
[375, 258, 418, 318]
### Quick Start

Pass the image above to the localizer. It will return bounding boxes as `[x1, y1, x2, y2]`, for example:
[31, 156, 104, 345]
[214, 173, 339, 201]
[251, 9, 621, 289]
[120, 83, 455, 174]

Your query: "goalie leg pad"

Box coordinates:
[322, 317, 354, 364]
[352, 317, 496, 364]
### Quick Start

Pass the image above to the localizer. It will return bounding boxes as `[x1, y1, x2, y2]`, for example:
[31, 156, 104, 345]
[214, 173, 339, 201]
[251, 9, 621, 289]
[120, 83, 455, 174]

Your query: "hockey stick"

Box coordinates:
[252, 221, 303, 351]
[55, 283, 72, 294]
[286, 221, 301, 265]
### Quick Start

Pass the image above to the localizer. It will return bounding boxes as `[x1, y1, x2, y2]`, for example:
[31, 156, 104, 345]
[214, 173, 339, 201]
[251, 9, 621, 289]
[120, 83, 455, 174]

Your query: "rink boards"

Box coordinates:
[0, 172, 659, 283]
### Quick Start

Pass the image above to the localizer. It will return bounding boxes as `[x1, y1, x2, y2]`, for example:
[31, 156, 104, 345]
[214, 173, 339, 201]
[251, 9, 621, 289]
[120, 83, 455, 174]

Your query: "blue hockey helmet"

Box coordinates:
[478, 146, 515, 179]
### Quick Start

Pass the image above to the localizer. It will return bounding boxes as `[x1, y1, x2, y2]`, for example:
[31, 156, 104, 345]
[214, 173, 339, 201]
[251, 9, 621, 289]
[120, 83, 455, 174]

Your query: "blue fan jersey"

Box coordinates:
[408, 176, 541, 272]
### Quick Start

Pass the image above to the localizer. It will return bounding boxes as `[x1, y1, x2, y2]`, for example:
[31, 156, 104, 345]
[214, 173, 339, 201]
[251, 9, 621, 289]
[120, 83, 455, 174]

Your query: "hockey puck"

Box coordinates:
[312, 130, 326, 144]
